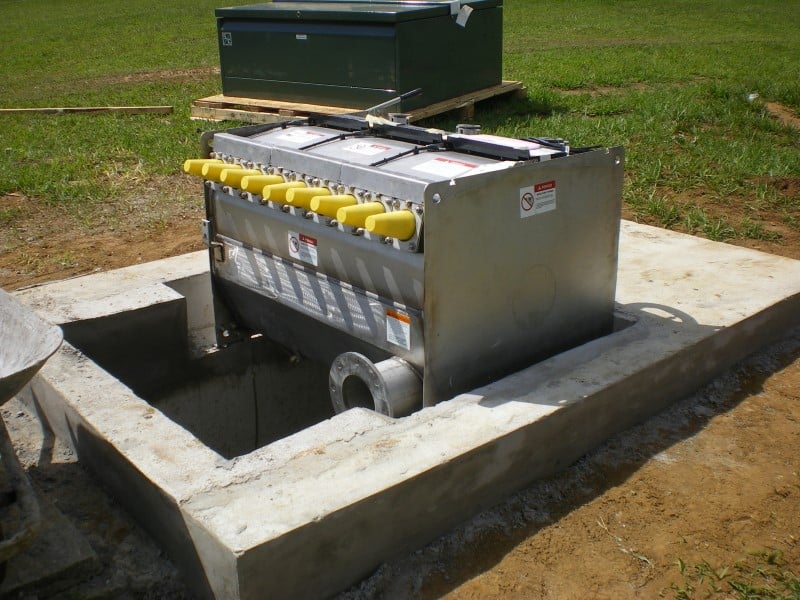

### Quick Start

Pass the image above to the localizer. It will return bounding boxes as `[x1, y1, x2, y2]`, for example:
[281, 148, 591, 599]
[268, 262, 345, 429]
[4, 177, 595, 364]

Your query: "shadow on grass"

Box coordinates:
[420, 91, 569, 132]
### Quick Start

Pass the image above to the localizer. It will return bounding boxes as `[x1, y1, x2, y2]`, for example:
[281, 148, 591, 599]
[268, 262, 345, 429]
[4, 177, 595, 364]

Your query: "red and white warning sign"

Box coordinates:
[342, 142, 392, 156]
[519, 180, 557, 218]
[288, 231, 318, 266]
[413, 157, 478, 178]
[386, 308, 411, 350]
[277, 129, 326, 144]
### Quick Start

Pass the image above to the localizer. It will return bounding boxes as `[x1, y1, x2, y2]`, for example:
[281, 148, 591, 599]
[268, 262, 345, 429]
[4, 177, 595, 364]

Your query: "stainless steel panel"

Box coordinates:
[308, 136, 417, 166]
[214, 237, 424, 367]
[376, 149, 503, 182]
[421, 147, 624, 404]
[252, 125, 344, 149]
[210, 188, 425, 307]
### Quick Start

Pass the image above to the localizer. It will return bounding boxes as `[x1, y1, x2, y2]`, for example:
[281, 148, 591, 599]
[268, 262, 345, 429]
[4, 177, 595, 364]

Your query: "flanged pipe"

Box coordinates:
[329, 352, 422, 418]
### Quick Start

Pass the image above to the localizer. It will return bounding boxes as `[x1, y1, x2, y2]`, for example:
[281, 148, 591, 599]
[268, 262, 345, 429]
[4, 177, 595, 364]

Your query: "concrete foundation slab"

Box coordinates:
[12, 221, 800, 599]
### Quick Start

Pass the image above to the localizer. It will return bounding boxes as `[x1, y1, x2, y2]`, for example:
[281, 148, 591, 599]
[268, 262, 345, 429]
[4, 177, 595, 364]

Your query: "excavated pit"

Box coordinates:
[57, 278, 632, 460]
[57, 275, 334, 460]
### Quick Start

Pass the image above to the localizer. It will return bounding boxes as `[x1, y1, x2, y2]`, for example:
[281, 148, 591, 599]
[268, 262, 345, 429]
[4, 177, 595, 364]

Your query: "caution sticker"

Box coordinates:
[520, 180, 557, 218]
[386, 309, 411, 350]
[413, 157, 478, 178]
[288, 231, 318, 266]
[342, 142, 392, 156]
[277, 129, 326, 144]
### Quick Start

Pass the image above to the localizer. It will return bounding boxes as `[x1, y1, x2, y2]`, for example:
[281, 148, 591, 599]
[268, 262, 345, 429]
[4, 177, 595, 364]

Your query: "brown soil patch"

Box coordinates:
[0, 175, 204, 290]
[557, 82, 652, 96]
[765, 101, 800, 129]
[554, 79, 713, 97]
[95, 67, 220, 87]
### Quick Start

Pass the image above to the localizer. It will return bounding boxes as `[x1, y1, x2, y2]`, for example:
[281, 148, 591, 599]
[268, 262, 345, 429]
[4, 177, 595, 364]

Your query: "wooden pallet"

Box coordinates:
[190, 81, 526, 124]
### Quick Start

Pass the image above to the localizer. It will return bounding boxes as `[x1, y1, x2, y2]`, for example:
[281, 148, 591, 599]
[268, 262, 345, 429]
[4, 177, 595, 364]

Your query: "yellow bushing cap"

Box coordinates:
[240, 174, 285, 195]
[365, 210, 416, 241]
[310, 194, 357, 217]
[183, 158, 222, 177]
[285, 187, 331, 210]
[263, 181, 307, 203]
[336, 202, 385, 228]
[221, 168, 262, 188]
[202, 162, 242, 183]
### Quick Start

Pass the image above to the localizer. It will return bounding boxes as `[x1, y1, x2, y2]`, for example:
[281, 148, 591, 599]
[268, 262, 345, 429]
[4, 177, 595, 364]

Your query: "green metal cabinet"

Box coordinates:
[216, 1, 503, 111]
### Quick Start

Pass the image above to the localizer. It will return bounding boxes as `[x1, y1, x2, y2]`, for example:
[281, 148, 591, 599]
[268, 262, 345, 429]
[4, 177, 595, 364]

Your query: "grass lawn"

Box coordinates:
[0, 0, 798, 246]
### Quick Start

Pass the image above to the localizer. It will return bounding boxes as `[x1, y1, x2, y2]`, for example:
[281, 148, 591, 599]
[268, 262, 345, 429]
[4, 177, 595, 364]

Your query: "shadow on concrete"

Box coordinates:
[475, 301, 713, 410]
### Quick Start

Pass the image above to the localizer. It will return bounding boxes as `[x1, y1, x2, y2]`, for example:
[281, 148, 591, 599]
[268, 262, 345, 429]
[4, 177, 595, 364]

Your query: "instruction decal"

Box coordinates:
[413, 157, 478, 178]
[342, 142, 392, 156]
[288, 231, 318, 267]
[277, 129, 326, 144]
[520, 180, 557, 218]
[386, 309, 411, 350]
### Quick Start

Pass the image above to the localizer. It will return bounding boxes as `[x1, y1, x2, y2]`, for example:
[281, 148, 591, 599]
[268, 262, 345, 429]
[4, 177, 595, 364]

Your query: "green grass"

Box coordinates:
[0, 0, 798, 243]
[672, 548, 800, 599]
[0, 0, 223, 208]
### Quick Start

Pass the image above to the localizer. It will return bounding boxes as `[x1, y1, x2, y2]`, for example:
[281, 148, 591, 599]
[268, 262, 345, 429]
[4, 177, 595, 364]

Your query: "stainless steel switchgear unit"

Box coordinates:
[185, 115, 624, 417]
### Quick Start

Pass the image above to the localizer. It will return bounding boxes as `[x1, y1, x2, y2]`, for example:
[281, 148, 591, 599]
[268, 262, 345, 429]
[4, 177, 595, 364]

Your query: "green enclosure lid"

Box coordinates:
[216, 1, 500, 23]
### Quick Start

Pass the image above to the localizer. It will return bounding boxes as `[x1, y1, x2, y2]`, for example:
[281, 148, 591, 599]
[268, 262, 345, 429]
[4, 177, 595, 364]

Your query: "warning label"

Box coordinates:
[413, 157, 478, 178]
[520, 180, 557, 218]
[342, 142, 392, 156]
[277, 129, 326, 145]
[386, 309, 411, 350]
[288, 231, 318, 266]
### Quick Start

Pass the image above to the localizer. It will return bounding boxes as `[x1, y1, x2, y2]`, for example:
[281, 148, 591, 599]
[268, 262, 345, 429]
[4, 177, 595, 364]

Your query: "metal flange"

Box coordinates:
[329, 352, 422, 418]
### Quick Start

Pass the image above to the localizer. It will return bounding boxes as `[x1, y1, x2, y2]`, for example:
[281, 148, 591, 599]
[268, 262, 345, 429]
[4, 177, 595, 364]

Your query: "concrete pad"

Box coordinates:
[13, 221, 800, 599]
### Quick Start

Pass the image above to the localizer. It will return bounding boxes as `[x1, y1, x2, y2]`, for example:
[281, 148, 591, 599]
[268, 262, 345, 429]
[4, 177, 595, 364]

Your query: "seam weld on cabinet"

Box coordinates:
[215, 0, 503, 111]
[189, 115, 624, 413]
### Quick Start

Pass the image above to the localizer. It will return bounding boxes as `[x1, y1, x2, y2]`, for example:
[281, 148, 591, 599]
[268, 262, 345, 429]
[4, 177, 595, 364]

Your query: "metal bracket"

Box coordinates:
[201, 219, 225, 262]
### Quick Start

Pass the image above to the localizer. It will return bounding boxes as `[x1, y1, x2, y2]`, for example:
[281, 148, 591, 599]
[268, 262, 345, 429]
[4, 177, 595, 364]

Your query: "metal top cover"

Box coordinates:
[216, 1, 500, 23]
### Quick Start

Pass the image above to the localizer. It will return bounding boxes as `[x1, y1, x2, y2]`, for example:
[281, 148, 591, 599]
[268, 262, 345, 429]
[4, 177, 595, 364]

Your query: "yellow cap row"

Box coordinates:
[183, 158, 417, 241]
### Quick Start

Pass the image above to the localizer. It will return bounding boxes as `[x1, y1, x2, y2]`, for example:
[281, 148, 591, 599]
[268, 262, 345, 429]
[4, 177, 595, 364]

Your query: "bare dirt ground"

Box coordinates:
[1, 138, 799, 596]
[0, 176, 205, 290]
[347, 331, 800, 600]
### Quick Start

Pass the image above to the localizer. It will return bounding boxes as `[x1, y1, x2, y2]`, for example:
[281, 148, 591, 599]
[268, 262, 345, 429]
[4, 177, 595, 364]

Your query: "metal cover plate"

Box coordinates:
[216, 2, 449, 22]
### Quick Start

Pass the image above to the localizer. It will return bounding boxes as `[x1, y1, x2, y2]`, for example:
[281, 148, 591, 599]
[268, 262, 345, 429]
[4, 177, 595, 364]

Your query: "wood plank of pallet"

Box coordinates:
[193, 94, 355, 115]
[0, 106, 173, 115]
[190, 80, 526, 123]
[190, 105, 292, 124]
[407, 81, 525, 121]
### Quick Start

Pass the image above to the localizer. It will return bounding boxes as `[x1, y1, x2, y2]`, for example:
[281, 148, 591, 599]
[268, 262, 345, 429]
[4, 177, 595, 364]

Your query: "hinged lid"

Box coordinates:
[216, 1, 500, 23]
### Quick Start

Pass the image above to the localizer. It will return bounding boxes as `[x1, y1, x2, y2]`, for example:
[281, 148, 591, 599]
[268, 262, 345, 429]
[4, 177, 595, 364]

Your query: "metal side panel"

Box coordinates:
[210, 189, 425, 308]
[210, 133, 276, 168]
[421, 147, 624, 406]
[213, 238, 424, 368]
